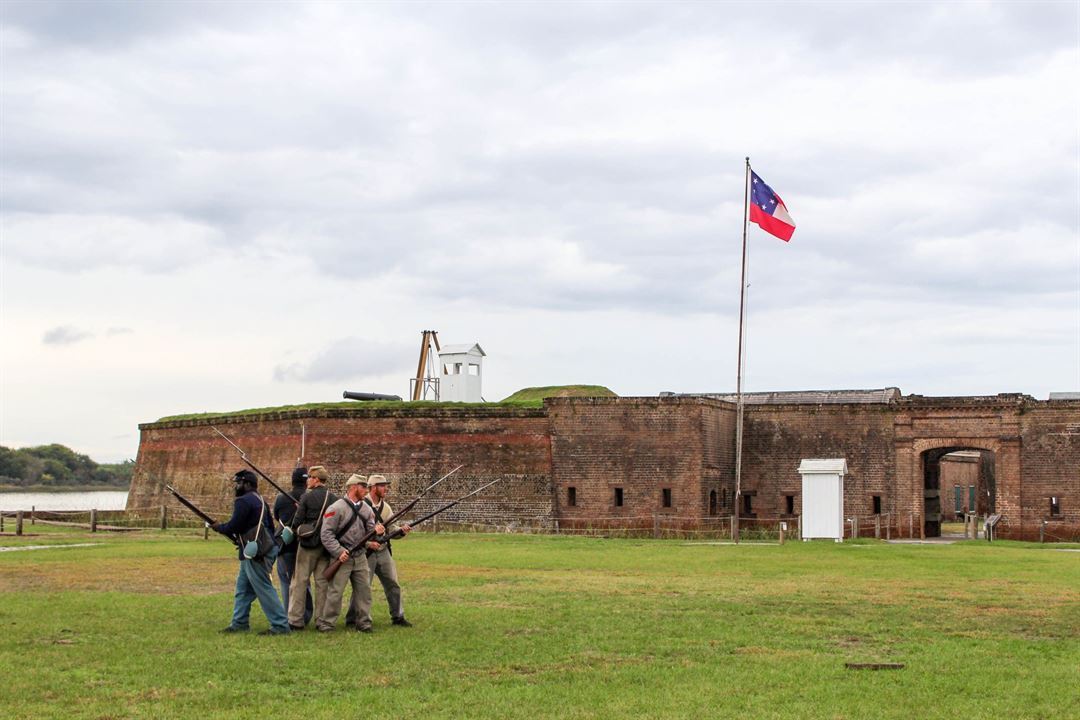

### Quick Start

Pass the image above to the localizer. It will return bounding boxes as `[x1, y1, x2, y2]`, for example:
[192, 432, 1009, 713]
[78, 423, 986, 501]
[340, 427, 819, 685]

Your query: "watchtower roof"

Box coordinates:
[439, 343, 486, 356]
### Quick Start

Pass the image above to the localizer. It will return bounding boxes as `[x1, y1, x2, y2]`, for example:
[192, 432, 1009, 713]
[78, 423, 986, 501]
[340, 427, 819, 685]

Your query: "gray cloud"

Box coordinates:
[273, 337, 414, 384]
[1, 2, 1076, 317]
[42, 325, 93, 346]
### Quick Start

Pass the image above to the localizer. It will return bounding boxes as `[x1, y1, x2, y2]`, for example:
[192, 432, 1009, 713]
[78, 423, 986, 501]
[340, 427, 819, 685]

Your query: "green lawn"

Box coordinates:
[1, 530, 1077, 719]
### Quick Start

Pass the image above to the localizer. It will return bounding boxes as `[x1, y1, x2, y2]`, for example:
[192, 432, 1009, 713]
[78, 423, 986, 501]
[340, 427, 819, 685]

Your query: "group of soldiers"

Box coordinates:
[212, 465, 411, 635]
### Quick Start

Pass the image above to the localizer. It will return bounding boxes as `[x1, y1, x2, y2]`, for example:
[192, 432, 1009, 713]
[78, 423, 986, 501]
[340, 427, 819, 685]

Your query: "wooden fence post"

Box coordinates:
[1, 510, 4, 532]
[160, 505, 167, 531]
[797, 514, 802, 541]
[31, 505, 35, 525]
[908, 513, 914, 538]
[652, 513, 660, 539]
[875, 514, 881, 539]
[778, 521, 786, 545]
[16, 510, 24, 536]
[730, 515, 737, 541]
[885, 513, 891, 540]
[1040, 520, 1046, 543]
[90, 509, 98, 533]
[204, 523, 209, 540]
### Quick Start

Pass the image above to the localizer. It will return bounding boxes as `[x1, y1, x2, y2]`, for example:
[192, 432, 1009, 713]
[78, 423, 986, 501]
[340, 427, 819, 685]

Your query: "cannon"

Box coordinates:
[342, 391, 403, 402]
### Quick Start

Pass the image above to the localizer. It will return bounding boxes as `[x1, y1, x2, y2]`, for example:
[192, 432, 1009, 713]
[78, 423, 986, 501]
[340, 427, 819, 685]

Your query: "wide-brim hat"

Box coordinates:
[368, 474, 389, 486]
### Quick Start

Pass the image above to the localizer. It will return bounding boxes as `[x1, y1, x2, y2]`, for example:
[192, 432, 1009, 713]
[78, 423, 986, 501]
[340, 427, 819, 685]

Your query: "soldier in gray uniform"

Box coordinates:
[286, 465, 337, 630]
[364, 474, 413, 626]
[318, 474, 383, 633]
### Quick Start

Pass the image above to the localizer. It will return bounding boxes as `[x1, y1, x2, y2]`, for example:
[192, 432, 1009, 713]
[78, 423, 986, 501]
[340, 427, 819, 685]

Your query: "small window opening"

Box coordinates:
[567, 486, 576, 507]
[785, 495, 795, 515]
[614, 487, 624, 507]
[709, 490, 717, 516]
[662, 488, 672, 508]
[742, 493, 753, 517]
[1050, 496, 1061, 517]
[453, 363, 463, 374]
[872, 495, 882, 515]
[468, 363, 480, 376]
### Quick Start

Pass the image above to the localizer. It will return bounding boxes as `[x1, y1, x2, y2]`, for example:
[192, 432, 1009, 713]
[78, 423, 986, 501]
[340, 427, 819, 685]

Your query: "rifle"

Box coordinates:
[165, 484, 240, 548]
[323, 465, 463, 581]
[211, 426, 298, 506]
[297, 421, 305, 467]
[366, 477, 502, 555]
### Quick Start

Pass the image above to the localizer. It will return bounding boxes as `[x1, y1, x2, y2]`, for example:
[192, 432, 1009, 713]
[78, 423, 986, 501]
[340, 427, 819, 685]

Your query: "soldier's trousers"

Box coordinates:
[366, 546, 404, 620]
[289, 545, 329, 628]
[320, 554, 373, 631]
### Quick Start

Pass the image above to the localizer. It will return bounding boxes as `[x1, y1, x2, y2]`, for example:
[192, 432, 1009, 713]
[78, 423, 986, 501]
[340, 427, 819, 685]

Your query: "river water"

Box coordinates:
[0, 491, 129, 512]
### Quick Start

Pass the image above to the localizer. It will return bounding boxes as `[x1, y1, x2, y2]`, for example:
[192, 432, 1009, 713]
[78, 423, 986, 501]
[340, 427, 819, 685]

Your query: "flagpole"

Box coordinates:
[734, 157, 750, 543]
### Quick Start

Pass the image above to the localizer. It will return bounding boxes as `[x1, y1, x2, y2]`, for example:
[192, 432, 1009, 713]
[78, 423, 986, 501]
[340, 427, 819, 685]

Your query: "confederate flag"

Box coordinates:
[749, 170, 796, 242]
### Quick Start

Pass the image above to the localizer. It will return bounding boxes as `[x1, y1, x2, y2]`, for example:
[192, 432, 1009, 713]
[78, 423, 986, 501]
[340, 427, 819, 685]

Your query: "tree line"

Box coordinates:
[0, 444, 133, 489]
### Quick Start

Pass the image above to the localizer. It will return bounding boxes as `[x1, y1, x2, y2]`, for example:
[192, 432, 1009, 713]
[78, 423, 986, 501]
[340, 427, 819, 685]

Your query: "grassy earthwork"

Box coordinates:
[0, 529, 1077, 719]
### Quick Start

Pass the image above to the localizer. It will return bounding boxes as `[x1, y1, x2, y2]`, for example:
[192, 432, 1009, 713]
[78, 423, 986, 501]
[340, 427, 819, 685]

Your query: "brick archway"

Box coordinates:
[894, 402, 1024, 537]
[919, 444, 997, 537]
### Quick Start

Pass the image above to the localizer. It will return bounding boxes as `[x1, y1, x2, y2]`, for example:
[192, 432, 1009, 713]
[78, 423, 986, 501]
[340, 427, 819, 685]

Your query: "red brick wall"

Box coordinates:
[132, 407, 553, 527]
[1020, 403, 1080, 539]
[703, 402, 737, 517]
[130, 395, 1079, 539]
[547, 397, 728, 527]
[738, 404, 896, 519]
[939, 455, 980, 517]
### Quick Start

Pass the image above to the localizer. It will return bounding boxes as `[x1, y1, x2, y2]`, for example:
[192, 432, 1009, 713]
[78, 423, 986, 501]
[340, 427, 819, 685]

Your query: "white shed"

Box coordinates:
[798, 458, 847, 541]
[438, 343, 485, 402]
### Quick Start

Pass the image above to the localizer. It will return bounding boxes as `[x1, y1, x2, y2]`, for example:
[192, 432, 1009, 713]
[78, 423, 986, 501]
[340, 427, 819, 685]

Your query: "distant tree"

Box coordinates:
[0, 447, 31, 480]
[0, 445, 133, 488]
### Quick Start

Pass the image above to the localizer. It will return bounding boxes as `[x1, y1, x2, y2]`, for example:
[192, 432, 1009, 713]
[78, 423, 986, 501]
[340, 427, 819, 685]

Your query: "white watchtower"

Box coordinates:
[438, 343, 486, 402]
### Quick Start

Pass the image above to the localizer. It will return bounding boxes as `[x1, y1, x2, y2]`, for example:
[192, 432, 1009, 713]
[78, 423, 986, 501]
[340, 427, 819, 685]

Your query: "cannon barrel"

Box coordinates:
[343, 391, 403, 402]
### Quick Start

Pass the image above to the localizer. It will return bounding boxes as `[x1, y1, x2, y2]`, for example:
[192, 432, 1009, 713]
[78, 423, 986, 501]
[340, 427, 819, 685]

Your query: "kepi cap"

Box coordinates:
[345, 473, 368, 488]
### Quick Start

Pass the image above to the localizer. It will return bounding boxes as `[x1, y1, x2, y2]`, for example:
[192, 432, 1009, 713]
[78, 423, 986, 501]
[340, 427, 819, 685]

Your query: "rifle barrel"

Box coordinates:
[323, 465, 464, 581]
[165, 484, 241, 547]
[212, 426, 298, 506]
[366, 478, 503, 554]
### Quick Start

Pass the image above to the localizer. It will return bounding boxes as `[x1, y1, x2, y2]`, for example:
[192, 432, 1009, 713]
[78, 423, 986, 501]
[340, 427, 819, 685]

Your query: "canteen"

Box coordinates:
[243, 540, 260, 559]
[280, 526, 295, 545]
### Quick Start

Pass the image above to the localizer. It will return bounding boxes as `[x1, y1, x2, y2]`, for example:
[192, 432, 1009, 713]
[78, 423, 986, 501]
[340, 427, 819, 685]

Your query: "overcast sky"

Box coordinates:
[2, 1, 1078, 462]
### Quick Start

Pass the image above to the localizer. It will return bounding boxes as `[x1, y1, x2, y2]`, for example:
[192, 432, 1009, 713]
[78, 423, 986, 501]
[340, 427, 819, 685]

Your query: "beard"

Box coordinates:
[234, 484, 247, 498]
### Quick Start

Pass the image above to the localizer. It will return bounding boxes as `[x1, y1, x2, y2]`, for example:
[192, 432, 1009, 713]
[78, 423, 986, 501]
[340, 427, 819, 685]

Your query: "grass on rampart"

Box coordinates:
[1, 530, 1077, 719]
[156, 398, 544, 423]
[154, 385, 617, 422]
[500, 385, 617, 402]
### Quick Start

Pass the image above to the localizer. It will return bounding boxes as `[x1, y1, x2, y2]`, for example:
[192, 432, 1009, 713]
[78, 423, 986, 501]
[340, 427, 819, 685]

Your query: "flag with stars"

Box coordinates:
[749, 170, 795, 242]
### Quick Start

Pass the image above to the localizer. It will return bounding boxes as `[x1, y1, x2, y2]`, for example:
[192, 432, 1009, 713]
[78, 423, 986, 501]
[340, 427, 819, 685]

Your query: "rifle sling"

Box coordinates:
[335, 501, 362, 546]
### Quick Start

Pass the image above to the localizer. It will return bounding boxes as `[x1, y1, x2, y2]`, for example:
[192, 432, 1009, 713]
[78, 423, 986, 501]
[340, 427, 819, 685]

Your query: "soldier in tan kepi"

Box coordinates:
[318, 474, 381, 633]
[364, 474, 413, 626]
[286, 465, 337, 630]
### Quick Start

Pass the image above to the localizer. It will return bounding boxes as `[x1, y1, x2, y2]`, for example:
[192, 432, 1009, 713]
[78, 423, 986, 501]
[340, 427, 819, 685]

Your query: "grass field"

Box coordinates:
[1, 529, 1077, 719]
